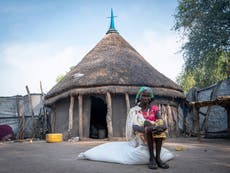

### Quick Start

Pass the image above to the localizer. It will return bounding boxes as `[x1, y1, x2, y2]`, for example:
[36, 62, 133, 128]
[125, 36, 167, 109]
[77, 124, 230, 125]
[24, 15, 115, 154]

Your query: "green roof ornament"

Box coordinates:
[106, 8, 118, 34]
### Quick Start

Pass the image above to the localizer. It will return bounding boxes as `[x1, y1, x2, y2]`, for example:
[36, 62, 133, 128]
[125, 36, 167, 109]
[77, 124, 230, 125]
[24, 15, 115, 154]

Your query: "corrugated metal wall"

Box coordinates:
[0, 94, 43, 138]
[185, 79, 230, 136]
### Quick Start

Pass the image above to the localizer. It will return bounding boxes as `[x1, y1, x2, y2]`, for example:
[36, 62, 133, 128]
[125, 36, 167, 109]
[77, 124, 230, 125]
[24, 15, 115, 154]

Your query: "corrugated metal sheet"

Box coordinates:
[0, 94, 43, 138]
[186, 79, 229, 135]
[0, 96, 22, 117]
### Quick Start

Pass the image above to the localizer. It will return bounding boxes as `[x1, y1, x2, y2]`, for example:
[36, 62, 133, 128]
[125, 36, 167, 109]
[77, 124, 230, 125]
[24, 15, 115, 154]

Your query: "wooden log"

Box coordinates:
[192, 105, 200, 140]
[106, 92, 113, 139]
[16, 95, 25, 139]
[160, 105, 168, 130]
[189, 96, 230, 108]
[123, 93, 130, 137]
[40, 81, 44, 95]
[172, 106, 179, 136]
[125, 93, 130, 116]
[16, 95, 20, 117]
[169, 105, 176, 137]
[51, 104, 56, 133]
[167, 105, 173, 137]
[16, 96, 20, 139]
[177, 104, 185, 134]
[68, 95, 75, 136]
[20, 103, 25, 139]
[227, 107, 230, 137]
[194, 88, 200, 140]
[218, 96, 230, 100]
[78, 94, 83, 139]
[26, 85, 35, 138]
[190, 100, 214, 107]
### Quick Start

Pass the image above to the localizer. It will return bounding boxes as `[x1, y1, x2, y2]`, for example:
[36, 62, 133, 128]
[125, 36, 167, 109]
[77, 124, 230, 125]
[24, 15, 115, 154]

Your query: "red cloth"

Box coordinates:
[0, 124, 13, 140]
[142, 105, 159, 122]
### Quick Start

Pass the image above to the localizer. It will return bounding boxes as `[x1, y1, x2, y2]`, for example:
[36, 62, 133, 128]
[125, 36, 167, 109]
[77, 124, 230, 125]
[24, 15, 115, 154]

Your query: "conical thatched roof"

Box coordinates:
[45, 32, 184, 104]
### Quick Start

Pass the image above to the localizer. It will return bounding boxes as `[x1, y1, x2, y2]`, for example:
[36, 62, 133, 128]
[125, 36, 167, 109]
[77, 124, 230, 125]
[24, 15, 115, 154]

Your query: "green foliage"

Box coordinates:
[174, 0, 230, 91]
[56, 74, 64, 83]
[176, 69, 196, 93]
[55, 66, 75, 83]
[177, 53, 229, 93]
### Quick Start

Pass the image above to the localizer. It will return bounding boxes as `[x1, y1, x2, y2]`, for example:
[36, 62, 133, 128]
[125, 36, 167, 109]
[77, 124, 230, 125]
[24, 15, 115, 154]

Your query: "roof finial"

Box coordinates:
[106, 8, 118, 34]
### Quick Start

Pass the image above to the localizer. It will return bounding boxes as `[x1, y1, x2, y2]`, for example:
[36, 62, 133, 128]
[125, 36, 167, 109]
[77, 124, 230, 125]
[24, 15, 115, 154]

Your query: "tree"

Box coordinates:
[55, 66, 75, 83]
[176, 69, 196, 92]
[56, 74, 64, 83]
[174, 0, 230, 92]
[176, 53, 228, 92]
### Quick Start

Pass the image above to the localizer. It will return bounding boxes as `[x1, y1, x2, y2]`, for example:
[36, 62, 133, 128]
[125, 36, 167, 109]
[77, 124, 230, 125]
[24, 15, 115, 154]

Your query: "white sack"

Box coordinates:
[78, 141, 174, 164]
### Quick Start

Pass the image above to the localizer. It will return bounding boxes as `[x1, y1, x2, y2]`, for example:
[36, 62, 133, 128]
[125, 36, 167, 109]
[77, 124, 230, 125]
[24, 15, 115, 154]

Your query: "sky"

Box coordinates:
[0, 0, 184, 96]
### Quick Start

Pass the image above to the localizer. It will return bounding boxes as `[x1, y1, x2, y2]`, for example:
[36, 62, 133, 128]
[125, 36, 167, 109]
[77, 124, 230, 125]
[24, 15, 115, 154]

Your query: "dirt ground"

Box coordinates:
[0, 137, 230, 173]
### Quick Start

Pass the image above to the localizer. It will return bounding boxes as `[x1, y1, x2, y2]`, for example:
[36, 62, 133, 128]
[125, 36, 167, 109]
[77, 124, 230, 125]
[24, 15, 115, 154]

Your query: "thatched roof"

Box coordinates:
[45, 32, 184, 104]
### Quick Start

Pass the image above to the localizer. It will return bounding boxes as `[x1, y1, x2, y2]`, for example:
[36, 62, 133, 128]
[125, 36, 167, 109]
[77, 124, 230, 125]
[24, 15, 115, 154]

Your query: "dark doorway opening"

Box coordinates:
[89, 96, 108, 139]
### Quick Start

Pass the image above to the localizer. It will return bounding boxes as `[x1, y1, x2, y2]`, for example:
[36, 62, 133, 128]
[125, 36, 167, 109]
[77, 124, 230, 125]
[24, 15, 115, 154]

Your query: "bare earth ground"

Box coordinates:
[0, 137, 230, 173]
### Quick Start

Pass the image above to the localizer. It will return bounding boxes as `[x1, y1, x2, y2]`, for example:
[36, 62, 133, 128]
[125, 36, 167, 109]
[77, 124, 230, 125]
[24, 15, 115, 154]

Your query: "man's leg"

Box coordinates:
[146, 131, 157, 169]
[155, 138, 169, 169]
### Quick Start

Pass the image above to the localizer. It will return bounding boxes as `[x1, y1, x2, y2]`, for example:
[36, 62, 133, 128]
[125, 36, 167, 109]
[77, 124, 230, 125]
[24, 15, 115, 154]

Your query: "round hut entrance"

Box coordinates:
[89, 96, 108, 139]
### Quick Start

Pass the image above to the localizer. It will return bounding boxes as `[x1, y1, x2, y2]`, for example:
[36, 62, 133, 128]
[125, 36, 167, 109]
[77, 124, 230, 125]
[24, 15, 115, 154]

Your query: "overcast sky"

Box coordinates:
[0, 0, 184, 96]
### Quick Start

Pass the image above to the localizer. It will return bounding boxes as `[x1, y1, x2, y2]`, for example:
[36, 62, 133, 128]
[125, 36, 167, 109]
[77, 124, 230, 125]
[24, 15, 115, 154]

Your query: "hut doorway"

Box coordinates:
[89, 96, 108, 139]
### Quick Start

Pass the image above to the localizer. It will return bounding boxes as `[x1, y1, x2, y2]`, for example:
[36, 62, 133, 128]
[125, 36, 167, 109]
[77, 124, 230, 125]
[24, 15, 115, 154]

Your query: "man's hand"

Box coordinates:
[145, 126, 156, 133]
[154, 126, 167, 134]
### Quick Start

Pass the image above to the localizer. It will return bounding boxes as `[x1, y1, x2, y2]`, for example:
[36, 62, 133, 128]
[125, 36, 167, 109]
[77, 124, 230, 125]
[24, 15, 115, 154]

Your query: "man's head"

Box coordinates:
[135, 86, 154, 105]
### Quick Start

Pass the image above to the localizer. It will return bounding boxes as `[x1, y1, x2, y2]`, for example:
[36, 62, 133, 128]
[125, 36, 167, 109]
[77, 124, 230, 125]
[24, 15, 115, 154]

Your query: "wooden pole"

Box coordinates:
[68, 95, 75, 138]
[51, 104, 56, 133]
[161, 105, 168, 129]
[106, 92, 113, 139]
[26, 85, 35, 139]
[167, 105, 172, 137]
[40, 81, 44, 96]
[124, 93, 130, 137]
[192, 105, 200, 141]
[193, 88, 200, 141]
[189, 96, 230, 108]
[227, 106, 230, 138]
[16, 95, 20, 117]
[16, 95, 24, 139]
[125, 93, 130, 115]
[20, 103, 25, 139]
[16, 96, 20, 136]
[78, 94, 83, 139]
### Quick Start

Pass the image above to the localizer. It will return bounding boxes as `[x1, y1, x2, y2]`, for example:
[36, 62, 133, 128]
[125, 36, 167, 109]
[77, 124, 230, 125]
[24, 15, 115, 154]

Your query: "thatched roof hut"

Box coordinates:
[45, 10, 184, 140]
[46, 32, 183, 103]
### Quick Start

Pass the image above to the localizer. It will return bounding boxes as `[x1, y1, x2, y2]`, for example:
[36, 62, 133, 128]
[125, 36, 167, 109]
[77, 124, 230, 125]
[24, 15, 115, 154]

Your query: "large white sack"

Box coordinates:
[78, 141, 174, 164]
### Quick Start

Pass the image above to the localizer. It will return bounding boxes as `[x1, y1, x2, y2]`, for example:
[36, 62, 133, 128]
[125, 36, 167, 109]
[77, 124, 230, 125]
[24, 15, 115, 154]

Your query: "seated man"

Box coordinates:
[132, 86, 169, 169]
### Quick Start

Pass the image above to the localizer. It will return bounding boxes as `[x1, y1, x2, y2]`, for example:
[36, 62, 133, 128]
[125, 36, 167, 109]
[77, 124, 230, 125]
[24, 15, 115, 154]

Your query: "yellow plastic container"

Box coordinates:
[175, 146, 184, 151]
[46, 133, 63, 143]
